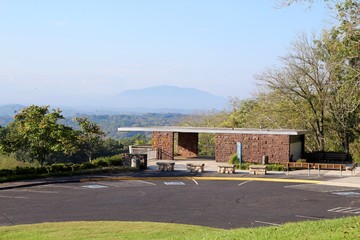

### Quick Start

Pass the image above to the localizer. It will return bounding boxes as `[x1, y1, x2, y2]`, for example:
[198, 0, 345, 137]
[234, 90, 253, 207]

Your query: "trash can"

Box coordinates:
[131, 157, 140, 169]
[262, 155, 268, 165]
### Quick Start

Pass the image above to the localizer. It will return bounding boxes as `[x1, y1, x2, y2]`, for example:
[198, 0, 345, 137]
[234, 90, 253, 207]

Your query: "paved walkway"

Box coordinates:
[0, 159, 359, 190]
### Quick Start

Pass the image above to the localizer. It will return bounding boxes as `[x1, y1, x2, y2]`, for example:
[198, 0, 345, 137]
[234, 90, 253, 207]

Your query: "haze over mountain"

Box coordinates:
[107, 85, 227, 110]
[0, 86, 228, 115]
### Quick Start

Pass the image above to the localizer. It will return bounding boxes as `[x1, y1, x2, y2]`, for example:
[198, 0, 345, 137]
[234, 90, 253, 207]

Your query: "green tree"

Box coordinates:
[75, 117, 105, 162]
[0, 105, 77, 166]
[319, 0, 360, 153]
[256, 33, 329, 151]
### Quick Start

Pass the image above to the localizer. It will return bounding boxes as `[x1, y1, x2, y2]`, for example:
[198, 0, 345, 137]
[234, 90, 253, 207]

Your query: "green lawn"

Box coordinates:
[0, 217, 359, 240]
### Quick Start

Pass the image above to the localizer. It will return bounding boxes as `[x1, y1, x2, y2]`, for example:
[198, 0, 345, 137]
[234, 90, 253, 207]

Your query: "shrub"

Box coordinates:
[36, 167, 48, 174]
[229, 154, 240, 165]
[94, 155, 124, 167]
[237, 162, 253, 170]
[80, 162, 96, 170]
[266, 164, 286, 171]
[71, 164, 81, 171]
[14, 167, 37, 175]
[0, 169, 14, 177]
[93, 159, 109, 168]
[49, 163, 72, 173]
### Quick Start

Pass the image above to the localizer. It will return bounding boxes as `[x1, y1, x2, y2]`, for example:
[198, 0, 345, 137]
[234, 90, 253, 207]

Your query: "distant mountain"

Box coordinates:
[0, 86, 228, 116]
[0, 104, 25, 116]
[107, 85, 228, 111]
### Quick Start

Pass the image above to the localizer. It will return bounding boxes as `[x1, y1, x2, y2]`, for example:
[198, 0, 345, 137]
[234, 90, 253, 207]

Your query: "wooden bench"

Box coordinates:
[249, 165, 267, 175]
[218, 165, 235, 174]
[285, 162, 350, 177]
[186, 163, 205, 173]
[156, 161, 175, 171]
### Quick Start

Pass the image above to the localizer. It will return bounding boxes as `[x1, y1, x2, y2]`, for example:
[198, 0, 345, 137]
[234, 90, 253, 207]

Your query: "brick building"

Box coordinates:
[118, 127, 308, 164]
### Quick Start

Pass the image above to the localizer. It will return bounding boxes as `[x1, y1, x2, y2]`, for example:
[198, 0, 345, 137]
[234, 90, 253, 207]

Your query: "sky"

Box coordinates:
[0, 0, 331, 107]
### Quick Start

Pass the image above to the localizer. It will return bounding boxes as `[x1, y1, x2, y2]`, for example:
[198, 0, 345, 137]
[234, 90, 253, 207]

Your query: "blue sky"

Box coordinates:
[0, 0, 330, 107]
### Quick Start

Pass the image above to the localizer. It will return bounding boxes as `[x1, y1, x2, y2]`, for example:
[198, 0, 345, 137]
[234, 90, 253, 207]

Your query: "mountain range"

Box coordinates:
[0, 86, 228, 116]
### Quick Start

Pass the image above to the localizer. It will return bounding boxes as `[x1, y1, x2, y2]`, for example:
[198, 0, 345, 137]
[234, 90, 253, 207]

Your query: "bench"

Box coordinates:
[249, 165, 267, 175]
[285, 162, 350, 177]
[186, 163, 205, 173]
[218, 165, 235, 174]
[156, 161, 175, 171]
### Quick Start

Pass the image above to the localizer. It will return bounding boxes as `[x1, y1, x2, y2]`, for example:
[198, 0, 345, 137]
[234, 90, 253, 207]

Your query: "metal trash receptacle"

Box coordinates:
[262, 155, 268, 165]
[131, 157, 140, 169]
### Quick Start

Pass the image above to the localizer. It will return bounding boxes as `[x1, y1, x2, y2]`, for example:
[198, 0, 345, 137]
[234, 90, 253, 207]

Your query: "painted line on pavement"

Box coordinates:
[79, 176, 322, 184]
[192, 179, 199, 185]
[295, 215, 324, 220]
[238, 180, 252, 186]
[0, 195, 28, 199]
[254, 220, 280, 226]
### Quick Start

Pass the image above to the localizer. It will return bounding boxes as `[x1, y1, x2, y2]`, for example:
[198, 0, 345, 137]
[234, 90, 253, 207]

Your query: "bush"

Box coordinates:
[71, 164, 81, 171]
[80, 162, 96, 170]
[93, 159, 109, 168]
[266, 164, 286, 171]
[93, 155, 124, 167]
[36, 167, 48, 174]
[49, 163, 72, 173]
[238, 162, 253, 170]
[14, 166, 38, 175]
[229, 154, 240, 165]
[0, 169, 15, 177]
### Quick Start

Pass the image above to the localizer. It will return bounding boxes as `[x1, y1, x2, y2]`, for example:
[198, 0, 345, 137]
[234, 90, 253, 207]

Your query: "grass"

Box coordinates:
[0, 154, 38, 169]
[0, 216, 359, 240]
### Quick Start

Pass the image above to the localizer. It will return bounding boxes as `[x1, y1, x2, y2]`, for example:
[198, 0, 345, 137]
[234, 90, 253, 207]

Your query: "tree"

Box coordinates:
[75, 117, 105, 162]
[0, 105, 77, 166]
[256, 0, 360, 154]
[256, 33, 329, 151]
[317, 0, 360, 153]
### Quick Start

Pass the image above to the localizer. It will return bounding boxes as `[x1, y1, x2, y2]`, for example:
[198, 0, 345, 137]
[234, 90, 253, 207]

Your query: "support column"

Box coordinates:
[152, 131, 174, 160]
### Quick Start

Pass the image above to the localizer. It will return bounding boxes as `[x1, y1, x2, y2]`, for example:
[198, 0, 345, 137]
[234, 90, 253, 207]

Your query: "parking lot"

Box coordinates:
[1, 179, 360, 229]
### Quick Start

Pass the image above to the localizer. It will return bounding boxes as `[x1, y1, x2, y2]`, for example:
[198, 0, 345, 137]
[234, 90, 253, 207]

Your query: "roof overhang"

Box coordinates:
[117, 126, 309, 135]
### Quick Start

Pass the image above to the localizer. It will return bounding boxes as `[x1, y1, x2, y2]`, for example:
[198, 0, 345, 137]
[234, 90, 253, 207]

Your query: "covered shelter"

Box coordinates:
[117, 127, 308, 164]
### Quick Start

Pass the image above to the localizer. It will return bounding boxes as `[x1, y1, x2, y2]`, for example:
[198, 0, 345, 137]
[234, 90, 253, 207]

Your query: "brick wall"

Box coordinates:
[152, 131, 174, 160]
[215, 133, 290, 164]
[178, 133, 198, 157]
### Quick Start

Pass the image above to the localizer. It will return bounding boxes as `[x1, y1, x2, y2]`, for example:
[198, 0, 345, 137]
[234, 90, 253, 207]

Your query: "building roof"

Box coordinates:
[117, 126, 309, 135]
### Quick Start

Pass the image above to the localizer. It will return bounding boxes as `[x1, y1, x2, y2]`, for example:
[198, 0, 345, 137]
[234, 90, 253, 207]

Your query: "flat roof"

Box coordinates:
[117, 126, 309, 135]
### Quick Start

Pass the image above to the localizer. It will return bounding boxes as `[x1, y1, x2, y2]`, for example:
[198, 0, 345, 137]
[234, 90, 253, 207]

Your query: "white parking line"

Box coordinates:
[0, 195, 28, 199]
[137, 180, 157, 186]
[254, 220, 280, 226]
[238, 180, 252, 186]
[42, 185, 84, 190]
[6, 189, 59, 194]
[327, 207, 360, 214]
[192, 179, 199, 185]
[295, 215, 324, 220]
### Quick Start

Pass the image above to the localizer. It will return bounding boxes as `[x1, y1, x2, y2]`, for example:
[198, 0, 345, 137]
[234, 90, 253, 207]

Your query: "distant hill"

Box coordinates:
[107, 85, 228, 111]
[0, 86, 228, 116]
[0, 104, 25, 116]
